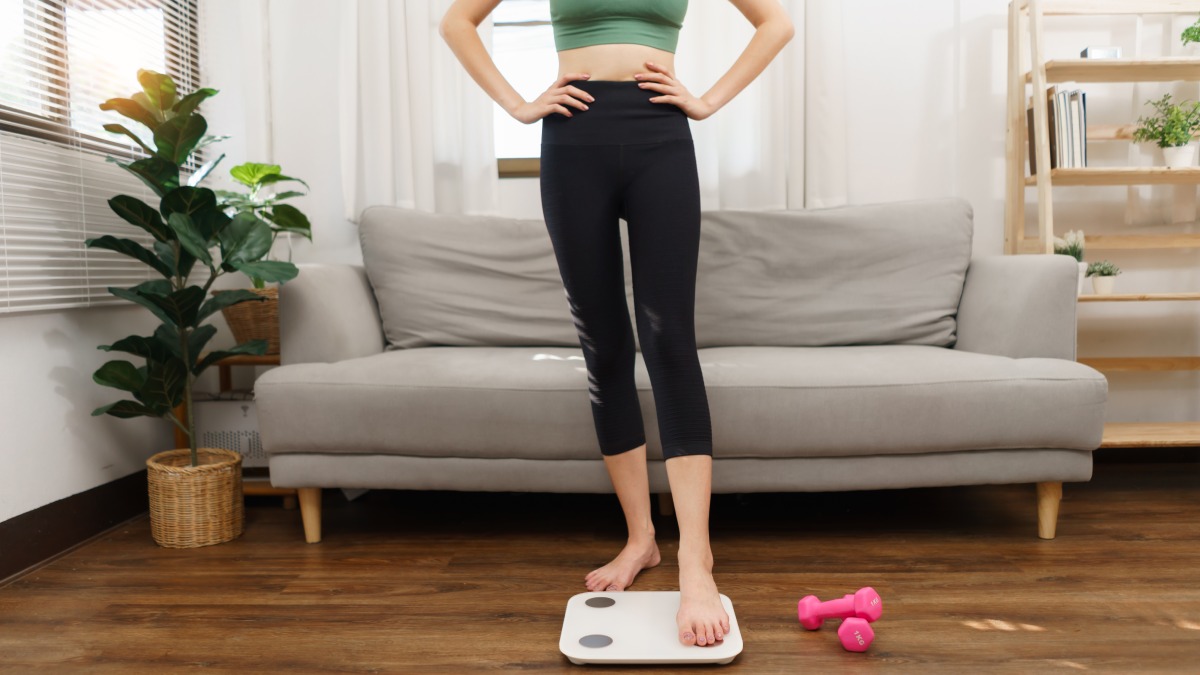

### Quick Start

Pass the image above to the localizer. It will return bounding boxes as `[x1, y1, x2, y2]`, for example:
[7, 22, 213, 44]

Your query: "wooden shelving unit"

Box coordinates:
[1006, 0, 1200, 449]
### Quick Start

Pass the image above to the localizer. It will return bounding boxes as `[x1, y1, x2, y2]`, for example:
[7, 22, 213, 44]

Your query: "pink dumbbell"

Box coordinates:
[796, 586, 883, 630]
[838, 617, 875, 652]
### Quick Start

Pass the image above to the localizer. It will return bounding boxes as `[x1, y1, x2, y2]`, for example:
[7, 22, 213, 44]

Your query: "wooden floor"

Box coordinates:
[2, 455, 1198, 673]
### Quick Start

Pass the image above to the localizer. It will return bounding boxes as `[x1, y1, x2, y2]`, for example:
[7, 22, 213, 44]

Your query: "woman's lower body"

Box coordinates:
[539, 79, 728, 647]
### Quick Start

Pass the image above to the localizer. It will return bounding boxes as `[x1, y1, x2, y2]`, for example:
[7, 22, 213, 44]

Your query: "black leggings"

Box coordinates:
[539, 79, 713, 461]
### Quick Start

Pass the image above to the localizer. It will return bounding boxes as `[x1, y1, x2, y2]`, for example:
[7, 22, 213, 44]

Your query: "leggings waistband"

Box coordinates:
[540, 79, 692, 146]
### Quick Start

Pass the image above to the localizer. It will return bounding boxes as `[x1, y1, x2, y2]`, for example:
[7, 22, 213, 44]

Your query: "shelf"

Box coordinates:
[1022, 1, 1200, 17]
[1101, 421, 1200, 448]
[1017, 233, 1200, 252]
[1024, 167, 1200, 185]
[197, 352, 281, 366]
[1025, 57, 1200, 84]
[1078, 356, 1200, 372]
[1079, 292, 1200, 301]
[1087, 124, 1200, 141]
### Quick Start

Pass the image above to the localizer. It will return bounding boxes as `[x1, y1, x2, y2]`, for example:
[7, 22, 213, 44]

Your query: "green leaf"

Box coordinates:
[84, 235, 174, 278]
[186, 152, 225, 187]
[154, 112, 207, 165]
[93, 360, 146, 393]
[108, 195, 171, 242]
[109, 282, 205, 328]
[101, 123, 155, 155]
[218, 211, 272, 270]
[108, 286, 175, 326]
[264, 204, 313, 240]
[196, 289, 268, 325]
[161, 186, 219, 241]
[194, 339, 269, 375]
[229, 162, 281, 187]
[258, 173, 311, 191]
[98, 96, 158, 131]
[130, 92, 164, 126]
[98, 334, 174, 362]
[166, 212, 213, 266]
[137, 357, 188, 413]
[137, 68, 177, 112]
[230, 260, 299, 284]
[188, 324, 218, 361]
[154, 323, 183, 361]
[92, 399, 159, 419]
[107, 155, 179, 197]
[171, 87, 219, 117]
[266, 190, 307, 202]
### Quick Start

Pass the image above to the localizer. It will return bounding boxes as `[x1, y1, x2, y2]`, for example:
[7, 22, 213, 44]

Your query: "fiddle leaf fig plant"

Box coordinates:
[85, 68, 311, 467]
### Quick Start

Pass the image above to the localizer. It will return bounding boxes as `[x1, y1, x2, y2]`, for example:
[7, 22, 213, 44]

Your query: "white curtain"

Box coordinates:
[337, 0, 499, 222]
[335, 0, 846, 217]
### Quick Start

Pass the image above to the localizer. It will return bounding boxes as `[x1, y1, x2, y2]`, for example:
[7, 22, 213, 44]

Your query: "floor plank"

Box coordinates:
[1, 458, 1198, 673]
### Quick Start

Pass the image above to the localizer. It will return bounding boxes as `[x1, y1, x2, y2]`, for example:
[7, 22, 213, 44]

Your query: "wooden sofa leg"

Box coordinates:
[657, 492, 675, 517]
[297, 487, 322, 543]
[1036, 482, 1062, 540]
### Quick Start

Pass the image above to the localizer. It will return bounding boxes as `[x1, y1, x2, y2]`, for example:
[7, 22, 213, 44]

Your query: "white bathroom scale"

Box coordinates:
[559, 591, 743, 665]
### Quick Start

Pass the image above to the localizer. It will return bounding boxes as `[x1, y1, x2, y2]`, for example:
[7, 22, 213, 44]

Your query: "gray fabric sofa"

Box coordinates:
[254, 198, 1108, 544]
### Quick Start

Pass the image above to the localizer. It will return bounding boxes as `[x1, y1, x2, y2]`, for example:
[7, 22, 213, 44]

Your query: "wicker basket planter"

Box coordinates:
[213, 287, 280, 355]
[146, 447, 244, 548]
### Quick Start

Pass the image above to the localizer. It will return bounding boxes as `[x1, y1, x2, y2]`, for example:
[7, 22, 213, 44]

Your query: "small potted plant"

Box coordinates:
[1131, 93, 1200, 168]
[1053, 229, 1088, 296]
[87, 68, 308, 548]
[1086, 260, 1121, 295]
[210, 163, 312, 355]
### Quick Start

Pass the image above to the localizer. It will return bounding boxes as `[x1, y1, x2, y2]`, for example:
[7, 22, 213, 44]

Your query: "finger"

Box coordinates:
[637, 80, 670, 92]
[556, 93, 589, 111]
[635, 72, 670, 84]
[551, 103, 572, 118]
[648, 95, 678, 106]
[556, 72, 591, 87]
[563, 85, 595, 102]
[645, 61, 675, 80]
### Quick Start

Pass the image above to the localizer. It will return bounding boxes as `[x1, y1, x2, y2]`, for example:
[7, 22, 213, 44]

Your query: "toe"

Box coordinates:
[679, 628, 696, 646]
[606, 582, 621, 591]
[705, 624, 716, 645]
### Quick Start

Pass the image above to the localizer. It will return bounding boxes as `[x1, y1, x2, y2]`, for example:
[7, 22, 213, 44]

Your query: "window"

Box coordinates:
[492, 0, 555, 178]
[0, 0, 203, 314]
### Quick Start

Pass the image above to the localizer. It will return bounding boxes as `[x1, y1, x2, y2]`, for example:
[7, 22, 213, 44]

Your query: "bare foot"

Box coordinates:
[676, 548, 730, 647]
[585, 536, 662, 592]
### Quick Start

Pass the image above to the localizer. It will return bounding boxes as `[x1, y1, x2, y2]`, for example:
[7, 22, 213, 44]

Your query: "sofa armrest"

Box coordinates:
[279, 263, 386, 365]
[953, 253, 1078, 361]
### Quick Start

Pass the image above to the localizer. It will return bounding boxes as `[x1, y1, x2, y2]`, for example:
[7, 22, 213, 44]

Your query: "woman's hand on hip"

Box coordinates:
[511, 73, 595, 124]
[635, 61, 715, 121]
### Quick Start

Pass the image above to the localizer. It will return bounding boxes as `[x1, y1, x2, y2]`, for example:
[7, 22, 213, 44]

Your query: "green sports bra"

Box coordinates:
[549, 0, 688, 54]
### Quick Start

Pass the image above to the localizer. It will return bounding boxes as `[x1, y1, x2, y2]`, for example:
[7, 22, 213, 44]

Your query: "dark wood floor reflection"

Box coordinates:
[2, 454, 1198, 673]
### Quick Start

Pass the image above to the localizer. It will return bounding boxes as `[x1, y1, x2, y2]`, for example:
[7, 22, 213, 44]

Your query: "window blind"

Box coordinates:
[0, 0, 205, 314]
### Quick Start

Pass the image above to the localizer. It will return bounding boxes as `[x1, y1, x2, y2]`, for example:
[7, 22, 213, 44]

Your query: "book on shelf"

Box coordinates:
[1028, 84, 1087, 175]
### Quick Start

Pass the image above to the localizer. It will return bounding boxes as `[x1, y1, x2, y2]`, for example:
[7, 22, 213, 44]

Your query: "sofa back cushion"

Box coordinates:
[359, 205, 584, 350]
[358, 198, 973, 350]
[694, 198, 973, 348]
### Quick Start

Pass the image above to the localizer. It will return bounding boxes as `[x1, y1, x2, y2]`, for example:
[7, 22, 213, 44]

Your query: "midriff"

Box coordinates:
[556, 43, 677, 82]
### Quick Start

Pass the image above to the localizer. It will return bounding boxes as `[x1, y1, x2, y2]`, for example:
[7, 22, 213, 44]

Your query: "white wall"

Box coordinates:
[6, 0, 1197, 523]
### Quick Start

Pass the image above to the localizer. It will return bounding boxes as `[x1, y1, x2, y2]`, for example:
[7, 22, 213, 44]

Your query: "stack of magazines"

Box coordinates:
[1028, 84, 1087, 174]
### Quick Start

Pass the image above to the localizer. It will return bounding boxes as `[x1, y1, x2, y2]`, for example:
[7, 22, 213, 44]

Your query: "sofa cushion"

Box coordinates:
[695, 198, 973, 348]
[358, 199, 973, 351]
[358, 205, 584, 350]
[254, 344, 1107, 462]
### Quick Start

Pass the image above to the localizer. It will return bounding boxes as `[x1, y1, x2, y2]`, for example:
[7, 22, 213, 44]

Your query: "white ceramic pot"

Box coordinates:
[1077, 261, 1088, 296]
[1162, 143, 1197, 168]
[1091, 275, 1115, 295]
